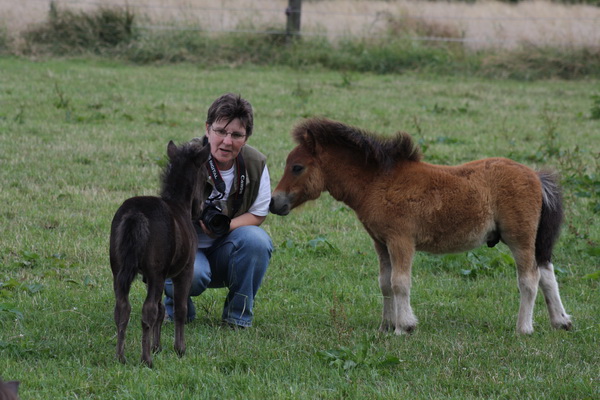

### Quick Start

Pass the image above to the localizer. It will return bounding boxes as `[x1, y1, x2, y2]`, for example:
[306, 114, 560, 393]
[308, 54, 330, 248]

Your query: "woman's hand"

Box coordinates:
[199, 220, 220, 238]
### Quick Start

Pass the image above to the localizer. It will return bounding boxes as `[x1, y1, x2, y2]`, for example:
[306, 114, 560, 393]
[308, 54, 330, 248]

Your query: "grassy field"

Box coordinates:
[0, 57, 599, 399]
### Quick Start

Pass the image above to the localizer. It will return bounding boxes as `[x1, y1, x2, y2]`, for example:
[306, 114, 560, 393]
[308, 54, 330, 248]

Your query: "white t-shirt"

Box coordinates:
[197, 164, 271, 248]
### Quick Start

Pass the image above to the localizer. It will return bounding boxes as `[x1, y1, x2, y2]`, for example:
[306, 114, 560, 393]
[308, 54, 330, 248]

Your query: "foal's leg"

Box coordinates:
[511, 247, 540, 334]
[373, 240, 394, 332]
[141, 278, 165, 367]
[113, 279, 132, 364]
[171, 264, 193, 357]
[387, 239, 418, 335]
[152, 297, 165, 354]
[538, 262, 572, 330]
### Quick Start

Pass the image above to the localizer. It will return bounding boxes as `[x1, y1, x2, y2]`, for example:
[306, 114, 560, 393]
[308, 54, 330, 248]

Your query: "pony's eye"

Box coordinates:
[292, 165, 304, 174]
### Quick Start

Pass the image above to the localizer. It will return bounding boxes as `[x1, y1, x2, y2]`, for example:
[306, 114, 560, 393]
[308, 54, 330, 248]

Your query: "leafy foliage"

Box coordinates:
[317, 335, 402, 371]
[23, 3, 135, 54]
[458, 250, 515, 278]
[3, 250, 74, 270]
[0, 303, 23, 320]
[591, 95, 600, 120]
[567, 171, 600, 214]
[279, 236, 340, 255]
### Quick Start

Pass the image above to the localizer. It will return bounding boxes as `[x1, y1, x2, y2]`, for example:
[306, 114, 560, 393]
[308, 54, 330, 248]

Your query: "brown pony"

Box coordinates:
[270, 117, 572, 335]
[110, 140, 210, 367]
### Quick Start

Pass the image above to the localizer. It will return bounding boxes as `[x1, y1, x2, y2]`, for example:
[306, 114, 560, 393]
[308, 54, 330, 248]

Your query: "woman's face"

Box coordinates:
[205, 118, 248, 170]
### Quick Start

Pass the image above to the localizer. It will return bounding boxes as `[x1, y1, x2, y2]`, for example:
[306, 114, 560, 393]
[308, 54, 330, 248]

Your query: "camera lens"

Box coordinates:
[205, 212, 230, 235]
[201, 203, 231, 236]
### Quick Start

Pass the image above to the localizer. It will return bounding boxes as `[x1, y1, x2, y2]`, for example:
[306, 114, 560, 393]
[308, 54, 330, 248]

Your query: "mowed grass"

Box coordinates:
[0, 57, 599, 399]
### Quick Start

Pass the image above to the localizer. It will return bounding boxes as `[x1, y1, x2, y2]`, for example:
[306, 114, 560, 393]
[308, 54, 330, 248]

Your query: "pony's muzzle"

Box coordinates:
[270, 193, 291, 216]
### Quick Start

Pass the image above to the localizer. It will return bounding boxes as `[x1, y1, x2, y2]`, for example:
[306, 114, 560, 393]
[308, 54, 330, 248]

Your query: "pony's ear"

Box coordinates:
[193, 143, 211, 168]
[301, 129, 317, 155]
[167, 140, 178, 160]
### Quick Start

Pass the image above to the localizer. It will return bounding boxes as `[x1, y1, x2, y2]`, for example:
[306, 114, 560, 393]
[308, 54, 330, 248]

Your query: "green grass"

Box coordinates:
[0, 57, 599, 399]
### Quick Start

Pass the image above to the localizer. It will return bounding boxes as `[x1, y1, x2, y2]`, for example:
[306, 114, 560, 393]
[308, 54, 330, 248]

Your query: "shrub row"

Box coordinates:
[3, 4, 600, 80]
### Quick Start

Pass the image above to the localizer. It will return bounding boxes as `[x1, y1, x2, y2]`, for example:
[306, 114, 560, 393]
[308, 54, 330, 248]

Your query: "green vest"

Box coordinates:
[198, 139, 267, 218]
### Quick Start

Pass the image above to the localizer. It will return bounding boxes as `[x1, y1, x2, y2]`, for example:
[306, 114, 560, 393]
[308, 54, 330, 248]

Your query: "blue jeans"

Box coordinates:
[164, 226, 272, 327]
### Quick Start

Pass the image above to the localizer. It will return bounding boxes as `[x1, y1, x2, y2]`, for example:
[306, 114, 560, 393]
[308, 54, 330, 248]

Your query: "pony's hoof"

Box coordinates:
[152, 345, 162, 354]
[117, 354, 127, 364]
[553, 320, 572, 331]
[394, 325, 415, 335]
[141, 358, 153, 368]
[175, 347, 186, 358]
[517, 326, 534, 335]
[378, 321, 394, 332]
[561, 322, 572, 331]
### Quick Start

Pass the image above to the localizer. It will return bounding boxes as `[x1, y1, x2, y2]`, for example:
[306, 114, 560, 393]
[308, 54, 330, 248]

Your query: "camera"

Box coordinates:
[200, 201, 231, 236]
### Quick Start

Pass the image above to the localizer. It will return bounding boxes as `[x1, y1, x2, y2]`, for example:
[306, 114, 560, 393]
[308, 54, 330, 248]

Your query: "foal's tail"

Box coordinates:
[535, 170, 564, 265]
[114, 211, 150, 293]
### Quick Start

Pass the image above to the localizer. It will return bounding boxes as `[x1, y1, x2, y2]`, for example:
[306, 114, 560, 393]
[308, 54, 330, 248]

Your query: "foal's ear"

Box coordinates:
[167, 140, 178, 160]
[301, 129, 318, 155]
[193, 143, 211, 168]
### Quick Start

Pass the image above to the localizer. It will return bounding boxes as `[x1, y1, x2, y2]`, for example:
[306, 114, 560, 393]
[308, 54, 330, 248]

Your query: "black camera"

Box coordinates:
[200, 201, 230, 236]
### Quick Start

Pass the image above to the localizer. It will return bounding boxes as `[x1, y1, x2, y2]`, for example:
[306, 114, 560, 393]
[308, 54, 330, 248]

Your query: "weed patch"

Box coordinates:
[590, 94, 600, 120]
[0, 303, 23, 321]
[2, 250, 74, 271]
[278, 236, 339, 256]
[317, 334, 402, 371]
[22, 3, 135, 55]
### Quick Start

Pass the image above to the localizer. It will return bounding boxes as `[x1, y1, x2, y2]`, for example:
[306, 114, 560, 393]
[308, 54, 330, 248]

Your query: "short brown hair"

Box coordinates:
[206, 93, 254, 137]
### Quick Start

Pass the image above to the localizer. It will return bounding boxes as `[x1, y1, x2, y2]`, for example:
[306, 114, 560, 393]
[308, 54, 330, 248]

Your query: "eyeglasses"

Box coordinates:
[210, 126, 247, 141]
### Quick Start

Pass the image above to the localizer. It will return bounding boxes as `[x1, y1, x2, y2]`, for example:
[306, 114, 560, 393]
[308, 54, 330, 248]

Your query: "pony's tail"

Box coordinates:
[535, 170, 564, 265]
[114, 211, 150, 292]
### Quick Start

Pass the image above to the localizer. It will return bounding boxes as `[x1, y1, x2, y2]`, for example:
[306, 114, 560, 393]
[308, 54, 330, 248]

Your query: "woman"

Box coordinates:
[164, 93, 272, 328]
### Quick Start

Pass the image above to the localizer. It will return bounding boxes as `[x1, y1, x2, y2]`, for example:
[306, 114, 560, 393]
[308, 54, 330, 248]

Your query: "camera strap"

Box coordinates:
[205, 153, 247, 216]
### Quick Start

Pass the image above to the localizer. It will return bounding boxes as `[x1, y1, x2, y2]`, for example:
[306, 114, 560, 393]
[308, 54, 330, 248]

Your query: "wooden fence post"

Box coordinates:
[286, 0, 302, 41]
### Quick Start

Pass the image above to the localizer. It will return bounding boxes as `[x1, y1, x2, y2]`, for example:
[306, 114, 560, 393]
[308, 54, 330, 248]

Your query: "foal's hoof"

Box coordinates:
[561, 322, 572, 331]
[117, 354, 127, 364]
[152, 345, 162, 354]
[394, 325, 415, 335]
[553, 320, 572, 331]
[141, 358, 154, 369]
[378, 321, 394, 333]
[517, 326, 534, 335]
[175, 346, 186, 358]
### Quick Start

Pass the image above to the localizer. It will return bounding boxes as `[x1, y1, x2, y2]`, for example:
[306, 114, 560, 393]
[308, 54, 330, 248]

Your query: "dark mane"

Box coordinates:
[292, 117, 422, 169]
[160, 142, 201, 200]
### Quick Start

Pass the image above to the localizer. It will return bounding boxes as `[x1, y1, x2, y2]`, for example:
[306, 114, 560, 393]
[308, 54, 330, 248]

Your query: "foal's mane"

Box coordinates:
[160, 141, 203, 200]
[292, 117, 421, 169]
